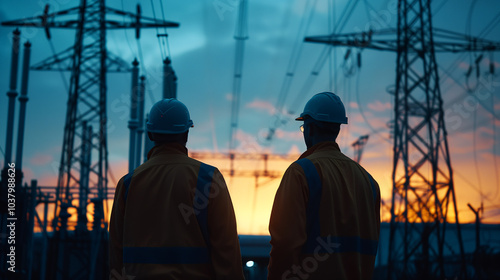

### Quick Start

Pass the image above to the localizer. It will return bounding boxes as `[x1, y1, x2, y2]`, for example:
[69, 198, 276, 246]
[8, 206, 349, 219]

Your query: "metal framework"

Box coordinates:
[229, 0, 249, 175]
[2, 1, 178, 279]
[304, 0, 500, 279]
[351, 134, 369, 163]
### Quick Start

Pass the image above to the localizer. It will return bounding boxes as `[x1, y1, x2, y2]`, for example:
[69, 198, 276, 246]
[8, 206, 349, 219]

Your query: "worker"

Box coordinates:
[109, 98, 245, 280]
[268, 92, 380, 280]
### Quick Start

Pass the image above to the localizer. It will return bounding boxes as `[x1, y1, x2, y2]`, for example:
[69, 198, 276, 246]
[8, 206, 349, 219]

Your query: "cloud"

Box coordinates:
[36, 173, 59, 186]
[30, 153, 53, 166]
[290, 0, 309, 16]
[367, 100, 392, 112]
[484, 208, 500, 220]
[234, 129, 271, 154]
[21, 167, 35, 184]
[458, 61, 470, 70]
[108, 159, 129, 186]
[274, 128, 302, 141]
[287, 144, 301, 155]
[246, 98, 276, 115]
[447, 128, 495, 156]
[349, 112, 388, 132]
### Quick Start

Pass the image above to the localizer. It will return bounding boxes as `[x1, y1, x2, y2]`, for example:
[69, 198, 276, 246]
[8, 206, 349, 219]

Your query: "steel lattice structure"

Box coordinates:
[304, 0, 500, 279]
[387, 1, 464, 278]
[352, 134, 369, 163]
[2, 0, 178, 278]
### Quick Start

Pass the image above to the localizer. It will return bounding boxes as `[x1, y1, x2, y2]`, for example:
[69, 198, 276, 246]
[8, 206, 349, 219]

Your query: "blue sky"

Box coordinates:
[1, 0, 500, 224]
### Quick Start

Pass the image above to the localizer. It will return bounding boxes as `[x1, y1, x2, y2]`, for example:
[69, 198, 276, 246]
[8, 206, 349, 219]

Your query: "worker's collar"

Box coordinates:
[298, 141, 340, 159]
[147, 142, 188, 159]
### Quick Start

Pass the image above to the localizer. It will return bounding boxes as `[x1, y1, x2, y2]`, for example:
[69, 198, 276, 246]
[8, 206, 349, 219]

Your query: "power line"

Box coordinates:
[149, 0, 167, 61]
[48, 40, 69, 93]
[121, 0, 138, 58]
[135, 39, 158, 106]
[491, 88, 500, 201]
[467, 0, 483, 206]
[355, 67, 392, 144]
[158, 0, 172, 59]
[328, 0, 334, 91]
[275, 0, 317, 116]
[287, 0, 365, 121]
[266, 0, 363, 143]
[472, 107, 485, 203]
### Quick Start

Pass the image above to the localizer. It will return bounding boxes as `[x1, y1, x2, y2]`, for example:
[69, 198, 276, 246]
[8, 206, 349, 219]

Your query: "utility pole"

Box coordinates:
[0, 28, 34, 280]
[135, 75, 146, 167]
[2, 1, 179, 279]
[468, 202, 483, 278]
[304, 0, 500, 279]
[129, 59, 140, 173]
[229, 0, 248, 176]
[163, 57, 177, 99]
[467, 203, 483, 252]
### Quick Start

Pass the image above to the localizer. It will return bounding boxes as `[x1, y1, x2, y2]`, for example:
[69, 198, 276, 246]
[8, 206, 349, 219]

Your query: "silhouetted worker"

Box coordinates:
[268, 92, 380, 279]
[109, 98, 245, 279]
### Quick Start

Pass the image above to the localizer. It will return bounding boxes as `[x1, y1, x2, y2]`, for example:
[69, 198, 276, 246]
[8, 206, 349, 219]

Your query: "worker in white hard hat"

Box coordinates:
[109, 98, 245, 279]
[268, 92, 380, 280]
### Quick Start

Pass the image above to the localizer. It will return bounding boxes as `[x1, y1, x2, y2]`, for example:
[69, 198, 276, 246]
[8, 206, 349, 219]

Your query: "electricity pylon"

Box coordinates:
[304, 0, 500, 279]
[2, 1, 178, 278]
[352, 134, 369, 163]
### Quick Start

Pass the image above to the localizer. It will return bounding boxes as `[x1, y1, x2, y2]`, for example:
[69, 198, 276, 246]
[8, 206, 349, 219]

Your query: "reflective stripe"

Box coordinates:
[296, 158, 322, 253]
[121, 164, 215, 264]
[123, 172, 133, 201]
[368, 173, 377, 203]
[311, 236, 379, 256]
[123, 246, 210, 264]
[297, 158, 379, 256]
[195, 163, 215, 248]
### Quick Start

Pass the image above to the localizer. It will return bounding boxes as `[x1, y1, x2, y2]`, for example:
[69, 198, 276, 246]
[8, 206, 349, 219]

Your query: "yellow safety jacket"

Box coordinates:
[109, 143, 245, 280]
[268, 142, 380, 280]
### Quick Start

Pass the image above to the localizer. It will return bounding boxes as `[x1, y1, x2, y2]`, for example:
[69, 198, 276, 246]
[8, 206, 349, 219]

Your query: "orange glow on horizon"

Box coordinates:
[31, 150, 500, 234]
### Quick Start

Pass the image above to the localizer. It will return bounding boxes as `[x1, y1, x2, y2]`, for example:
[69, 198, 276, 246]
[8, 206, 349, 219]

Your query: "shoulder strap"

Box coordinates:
[367, 173, 377, 203]
[122, 165, 216, 248]
[194, 163, 216, 248]
[123, 172, 134, 202]
[296, 158, 322, 253]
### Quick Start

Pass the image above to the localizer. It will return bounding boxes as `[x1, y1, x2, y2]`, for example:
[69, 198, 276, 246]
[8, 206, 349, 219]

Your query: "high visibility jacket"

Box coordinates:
[109, 143, 245, 280]
[268, 141, 380, 280]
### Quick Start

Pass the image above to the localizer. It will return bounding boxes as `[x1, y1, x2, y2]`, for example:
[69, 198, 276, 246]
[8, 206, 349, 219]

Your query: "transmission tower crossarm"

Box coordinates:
[104, 7, 179, 29]
[2, 3, 180, 74]
[1, 5, 180, 30]
[106, 52, 132, 72]
[305, 28, 399, 52]
[29, 42, 130, 72]
[1, 6, 81, 29]
[30, 46, 75, 71]
[305, 28, 500, 53]
[432, 27, 500, 52]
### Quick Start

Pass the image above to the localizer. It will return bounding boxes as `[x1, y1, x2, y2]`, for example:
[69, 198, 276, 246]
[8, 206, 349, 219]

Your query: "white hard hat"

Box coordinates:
[295, 92, 348, 124]
[146, 98, 194, 134]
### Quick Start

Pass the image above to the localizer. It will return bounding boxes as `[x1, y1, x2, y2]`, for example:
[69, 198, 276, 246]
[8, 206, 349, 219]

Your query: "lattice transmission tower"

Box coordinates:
[2, 1, 178, 278]
[304, 0, 500, 279]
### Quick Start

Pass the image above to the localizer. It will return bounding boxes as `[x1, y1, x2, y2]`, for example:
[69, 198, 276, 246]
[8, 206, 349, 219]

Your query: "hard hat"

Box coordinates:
[146, 98, 194, 134]
[295, 92, 348, 124]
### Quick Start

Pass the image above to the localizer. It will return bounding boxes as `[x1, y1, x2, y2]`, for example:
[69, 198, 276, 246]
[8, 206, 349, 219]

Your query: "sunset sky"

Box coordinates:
[0, 0, 499, 235]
